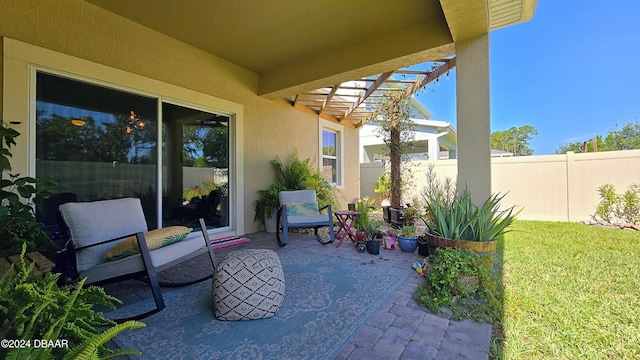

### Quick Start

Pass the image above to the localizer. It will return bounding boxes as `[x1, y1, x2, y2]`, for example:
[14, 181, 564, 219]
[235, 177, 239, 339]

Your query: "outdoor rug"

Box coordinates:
[110, 249, 410, 359]
[210, 236, 250, 249]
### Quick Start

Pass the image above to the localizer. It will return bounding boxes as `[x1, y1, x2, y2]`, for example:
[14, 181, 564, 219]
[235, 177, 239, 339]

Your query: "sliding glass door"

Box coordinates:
[35, 72, 231, 232]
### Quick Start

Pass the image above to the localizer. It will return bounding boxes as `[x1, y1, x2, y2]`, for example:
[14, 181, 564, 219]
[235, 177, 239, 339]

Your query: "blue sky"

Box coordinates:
[415, 1, 640, 155]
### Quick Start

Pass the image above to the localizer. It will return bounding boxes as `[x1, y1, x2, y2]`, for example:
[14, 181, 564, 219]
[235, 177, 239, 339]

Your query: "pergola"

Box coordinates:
[277, 58, 456, 128]
[86, 0, 537, 201]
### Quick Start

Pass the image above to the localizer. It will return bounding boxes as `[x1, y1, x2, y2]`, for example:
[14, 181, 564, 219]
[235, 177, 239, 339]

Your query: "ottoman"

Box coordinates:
[213, 249, 285, 320]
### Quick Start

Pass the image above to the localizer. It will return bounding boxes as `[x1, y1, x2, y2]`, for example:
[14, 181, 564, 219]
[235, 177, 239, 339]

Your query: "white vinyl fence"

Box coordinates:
[360, 149, 640, 222]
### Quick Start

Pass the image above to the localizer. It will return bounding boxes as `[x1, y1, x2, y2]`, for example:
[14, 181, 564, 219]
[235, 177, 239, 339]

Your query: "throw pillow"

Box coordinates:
[284, 202, 320, 216]
[104, 226, 193, 260]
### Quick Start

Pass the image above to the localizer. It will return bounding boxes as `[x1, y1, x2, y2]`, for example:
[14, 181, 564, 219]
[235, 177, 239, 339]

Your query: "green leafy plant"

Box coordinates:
[254, 184, 284, 228]
[593, 183, 640, 225]
[353, 197, 375, 232]
[0, 123, 57, 257]
[595, 183, 619, 223]
[362, 220, 384, 241]
[373, 173, 392, 204]
[254, 150, 341, 229]
[402, 199, 422, 226]
[422, 188, 520, 242]
[415, 247, 498, 322]
[620, 184, 640, 224]
[399, 225, 416, 238]
[0, 244, 144, 359]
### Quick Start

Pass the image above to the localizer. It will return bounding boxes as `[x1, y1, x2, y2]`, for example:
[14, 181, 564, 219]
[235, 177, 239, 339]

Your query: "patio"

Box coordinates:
[104, 231, 491, 359]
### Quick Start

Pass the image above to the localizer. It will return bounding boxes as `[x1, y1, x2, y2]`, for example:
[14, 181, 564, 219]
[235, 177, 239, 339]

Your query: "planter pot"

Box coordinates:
[383, 236, 396, 250]
[423, 233, 498, 258]
[397, 236, 418, 253]
[417, 240, 429, 256]
[366, 240, 381, 255]
[264, 210, 277, 233]
[389, 208, 406, 228]
[382, 206, 391, 223]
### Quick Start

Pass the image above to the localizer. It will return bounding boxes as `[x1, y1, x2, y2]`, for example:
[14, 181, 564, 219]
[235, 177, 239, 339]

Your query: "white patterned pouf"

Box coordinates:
[213, 249, 285, 320]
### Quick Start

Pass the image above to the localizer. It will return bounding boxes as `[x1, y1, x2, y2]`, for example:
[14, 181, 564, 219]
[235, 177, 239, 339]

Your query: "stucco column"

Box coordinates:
[456, 34, 491, 203]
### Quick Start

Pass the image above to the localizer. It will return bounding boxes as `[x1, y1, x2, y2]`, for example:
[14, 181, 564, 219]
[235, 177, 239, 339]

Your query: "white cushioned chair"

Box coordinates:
[276, 190, 334, 246]
[59, 197, 216, 320]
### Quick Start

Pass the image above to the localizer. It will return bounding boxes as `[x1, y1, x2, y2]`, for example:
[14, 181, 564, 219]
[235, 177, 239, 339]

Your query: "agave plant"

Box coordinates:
[423, 188, 520, 241]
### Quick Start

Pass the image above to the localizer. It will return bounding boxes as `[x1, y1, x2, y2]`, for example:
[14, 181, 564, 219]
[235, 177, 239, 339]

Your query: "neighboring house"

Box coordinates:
[491, 149, 515, 157]
[0, 1, 537, 238]
[360, 97, 457, 163]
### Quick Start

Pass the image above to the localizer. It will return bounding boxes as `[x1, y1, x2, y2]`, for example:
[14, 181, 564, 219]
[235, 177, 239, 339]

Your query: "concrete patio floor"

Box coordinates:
[104, 231, 491, 360]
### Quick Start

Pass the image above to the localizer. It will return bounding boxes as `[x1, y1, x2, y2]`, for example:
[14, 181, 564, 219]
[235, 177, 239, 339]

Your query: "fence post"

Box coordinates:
[565, 151, 574, 222]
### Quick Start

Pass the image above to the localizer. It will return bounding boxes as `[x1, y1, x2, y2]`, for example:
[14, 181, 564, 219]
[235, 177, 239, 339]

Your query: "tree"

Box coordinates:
[556, 121, 640, 154]
[373, 93, 415, 208]
[604, 121, 640, 150]
[490, 125, 538, 156]
[556, 135, 608, 154]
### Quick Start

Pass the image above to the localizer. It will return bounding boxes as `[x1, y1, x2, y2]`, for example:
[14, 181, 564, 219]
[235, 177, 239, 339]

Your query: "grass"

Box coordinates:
[495, 220, 640, 359]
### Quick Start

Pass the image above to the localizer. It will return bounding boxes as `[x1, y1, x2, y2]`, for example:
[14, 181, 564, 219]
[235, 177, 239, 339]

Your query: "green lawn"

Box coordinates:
[499, 221, 640, 359]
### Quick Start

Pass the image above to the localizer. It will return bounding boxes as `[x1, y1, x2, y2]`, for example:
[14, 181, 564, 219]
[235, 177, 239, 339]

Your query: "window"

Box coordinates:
[35, 72, 231, 231]
[319, 120, 343, 186]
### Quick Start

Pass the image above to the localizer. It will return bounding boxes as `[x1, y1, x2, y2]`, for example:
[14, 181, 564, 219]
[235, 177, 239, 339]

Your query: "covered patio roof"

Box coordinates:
[86, 0, 535, 119]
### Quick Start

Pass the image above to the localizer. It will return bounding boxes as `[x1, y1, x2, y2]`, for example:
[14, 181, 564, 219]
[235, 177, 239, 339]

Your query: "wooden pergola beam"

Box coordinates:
[273, 98, 355, 129]
[319, 85, 339, 113]
[355, 58, 457, 127]
[341, 71, 394, 121]
[404, 58, 456, 97]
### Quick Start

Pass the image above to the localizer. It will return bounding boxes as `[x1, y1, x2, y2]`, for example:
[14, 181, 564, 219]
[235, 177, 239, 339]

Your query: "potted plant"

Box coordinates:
[254, 151, 340, 233]
[417, 234, 430, 256]
[421, 187, 520, 258]
[364, 220, 384, 255]
[397, 225, 418, 253]
[254, 184, 284, 232]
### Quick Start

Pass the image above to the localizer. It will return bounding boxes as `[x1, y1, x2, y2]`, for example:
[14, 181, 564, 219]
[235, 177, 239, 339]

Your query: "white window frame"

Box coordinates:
[318, 119, 344, 188]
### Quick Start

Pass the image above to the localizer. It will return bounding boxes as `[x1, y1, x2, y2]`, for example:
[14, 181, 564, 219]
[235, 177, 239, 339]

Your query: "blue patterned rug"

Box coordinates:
[111, 249, 410, 359]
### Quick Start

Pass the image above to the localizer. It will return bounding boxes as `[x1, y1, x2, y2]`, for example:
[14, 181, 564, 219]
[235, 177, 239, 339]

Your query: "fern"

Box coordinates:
[62, 320, 145, 360]
[0, 245, 143, 359]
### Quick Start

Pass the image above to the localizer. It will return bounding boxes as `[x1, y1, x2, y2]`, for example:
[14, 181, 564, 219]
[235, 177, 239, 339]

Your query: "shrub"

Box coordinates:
[594, 183, 640, 225]
[373, 173, 392, 204]
[415, 247, 499, 322]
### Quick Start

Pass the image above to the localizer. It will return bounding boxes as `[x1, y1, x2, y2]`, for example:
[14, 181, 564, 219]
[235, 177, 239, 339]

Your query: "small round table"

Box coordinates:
[333, 210, 360, 248]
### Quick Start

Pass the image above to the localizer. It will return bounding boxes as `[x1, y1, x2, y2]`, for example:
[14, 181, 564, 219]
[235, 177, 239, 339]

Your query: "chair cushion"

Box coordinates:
[284, 202, 320, 216]
[80, 234, 208, 284]
[287, 214, 331, 225]
[59, 198, 148, 273]
[278, 190, 318, 205]
[104, 226, 193, 260]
